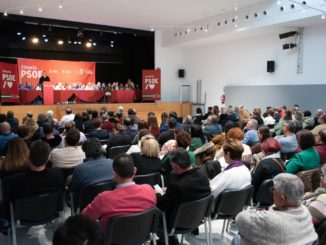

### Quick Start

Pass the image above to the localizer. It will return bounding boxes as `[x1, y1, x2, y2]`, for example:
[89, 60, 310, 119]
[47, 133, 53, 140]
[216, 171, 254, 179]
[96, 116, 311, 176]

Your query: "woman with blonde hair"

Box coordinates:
[131, 135, 161, 175]
[0, 138, 30, 179]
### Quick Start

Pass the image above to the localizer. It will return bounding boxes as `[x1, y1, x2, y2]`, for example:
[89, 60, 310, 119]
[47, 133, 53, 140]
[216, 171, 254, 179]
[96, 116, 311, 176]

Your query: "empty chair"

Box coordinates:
[70, 180, 115, 215]
[106, 145, 131, 159]
[134, 172, 164, 187]
[162, 194, 214, 245]
[210, 185, 253, 237]
[104, 207, 160, 245]
[9, 192, 64, 245]
[254, 179, 274, 208]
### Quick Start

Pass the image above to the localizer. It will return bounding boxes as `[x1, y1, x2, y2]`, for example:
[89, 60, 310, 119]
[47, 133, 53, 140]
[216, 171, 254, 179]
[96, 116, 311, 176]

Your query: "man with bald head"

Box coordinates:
[0, 122, 18, 154]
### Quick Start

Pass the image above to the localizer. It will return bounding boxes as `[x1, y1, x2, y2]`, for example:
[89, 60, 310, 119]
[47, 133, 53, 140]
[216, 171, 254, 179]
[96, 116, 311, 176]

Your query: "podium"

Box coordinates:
[43, 85, 54, 105]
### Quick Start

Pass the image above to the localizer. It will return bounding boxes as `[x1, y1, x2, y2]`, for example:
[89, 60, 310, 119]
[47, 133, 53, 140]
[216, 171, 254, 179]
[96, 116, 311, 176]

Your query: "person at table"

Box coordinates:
[35, 83, 42, 90]
[54, 82, 65, 90]
[38, 71, 50, 87]
[126, 78, 135, 89]
[23, 80, 33, 90]
[84, 82, 94, 90]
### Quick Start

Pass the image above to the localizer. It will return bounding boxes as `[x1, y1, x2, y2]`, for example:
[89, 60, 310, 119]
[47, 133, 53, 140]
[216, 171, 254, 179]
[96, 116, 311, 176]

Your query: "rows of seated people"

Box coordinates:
[0, 104, 325, 244]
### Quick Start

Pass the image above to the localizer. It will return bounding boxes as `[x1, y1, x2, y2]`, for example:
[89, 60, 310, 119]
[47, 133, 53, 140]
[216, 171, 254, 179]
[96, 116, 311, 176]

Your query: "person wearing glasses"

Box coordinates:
[233, 173, 317, 245]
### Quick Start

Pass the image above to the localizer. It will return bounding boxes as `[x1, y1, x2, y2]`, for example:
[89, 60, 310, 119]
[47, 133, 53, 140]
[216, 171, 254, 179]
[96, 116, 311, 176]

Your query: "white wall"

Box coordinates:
[156, 23, 326, 110]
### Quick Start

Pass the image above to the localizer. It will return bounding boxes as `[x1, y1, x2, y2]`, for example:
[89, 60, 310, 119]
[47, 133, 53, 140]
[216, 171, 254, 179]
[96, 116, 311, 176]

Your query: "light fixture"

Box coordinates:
[38, 7, 43, 12]
[58, 4, 63, 9]
[322, 14, 326, 19]
[234, 24, 238, 28]
[22, 37, 26, 41]
[150, 28, 154, 32]
[44, 38, 48, 42]
[78, 41, 81, 45]
[68, 40, 72, 44]
[93, 42, 96, 46]
[17, 32, 21, 36]
[186, 28, 191, 33]
[3, 11, 8, 16]
[58, 40, 64, 45]
[42, 34, 46, 38]
[85, 42, 92, 48]
[19, 9, 24, 14]
[32, 37, 39, 44]
[110, 44, 114, 48]
[73, 41, 77, 44]
[277, 0, 282, 5]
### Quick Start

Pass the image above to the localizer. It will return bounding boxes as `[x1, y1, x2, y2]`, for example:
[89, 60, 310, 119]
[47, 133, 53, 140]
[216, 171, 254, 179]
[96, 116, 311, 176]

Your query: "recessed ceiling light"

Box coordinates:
[17, 32, 21, 36]
[32, 37, 39, 44]
[93, 42, 96, 46]
[3, 11, 8, 16]
[38, 7, 43, 12]
[85, 42, 92, 48]
[78, 41, 81, 45]
[150, 28, 154, 32]
[58, 4, 63, 9]
[44, 38, 48, 42]
[73, 41, 77, 44]
[19, 10, 24, 14]
[42, 34, 46, 37]
[322, 14, 326, 19]
[68, 40, 72, 44]
[22, 37, 26, 41]
[58, 40, 64, 45]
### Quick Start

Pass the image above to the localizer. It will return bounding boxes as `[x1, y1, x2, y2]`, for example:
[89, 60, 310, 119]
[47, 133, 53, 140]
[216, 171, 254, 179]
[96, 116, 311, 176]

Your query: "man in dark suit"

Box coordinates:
[156, 147, 211, 244]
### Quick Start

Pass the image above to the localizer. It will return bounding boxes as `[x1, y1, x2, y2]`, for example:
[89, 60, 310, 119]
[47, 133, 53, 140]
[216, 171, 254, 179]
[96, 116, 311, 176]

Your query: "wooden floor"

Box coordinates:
[0, 102, 192, 123]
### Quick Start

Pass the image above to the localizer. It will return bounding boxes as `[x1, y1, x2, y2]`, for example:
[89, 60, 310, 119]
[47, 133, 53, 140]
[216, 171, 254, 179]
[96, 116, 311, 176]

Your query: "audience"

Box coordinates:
[274, 120, 299, 155]
[312, 113, 326, 136]
[6, 111, 19, 134]
[53, 215, 103, 245]
[235, 173, 318, 245]
[88, 119, 110, 140]
[251, 125, 270, 155]
[126, 129, 150, 155]
[202, 115, 222, 140]
[242, 119, 259, 146]
[82, 154, 156, 230]
[59, 107, 75, 128]
[105, 121, 132, 151]
[274, 109, 292, 135]
[158, 117, 177, 146]
[190, 124, 206, 151]
[50, 128, 85, 169]
[210, 138, 251, 197]
[286, 129, 320, 174]
[68, 138, 114, 192]
[263, 108, 275, 126]
[41, 122, 64, 149]
[130, 135, 161, 175]
[147, 114, 160, 138]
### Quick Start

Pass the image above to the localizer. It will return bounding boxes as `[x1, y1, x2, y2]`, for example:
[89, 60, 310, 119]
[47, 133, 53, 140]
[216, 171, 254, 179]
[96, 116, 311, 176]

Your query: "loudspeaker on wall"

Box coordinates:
[178, 69, 185, 78]
[267, 61, 275, 73]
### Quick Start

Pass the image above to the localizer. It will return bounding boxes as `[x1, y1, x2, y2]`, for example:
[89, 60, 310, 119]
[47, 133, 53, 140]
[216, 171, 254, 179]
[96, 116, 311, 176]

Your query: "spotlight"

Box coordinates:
[85, 42, 92, 48]
[68, 40, 72, 44]
[17, 32, 21, 36]
[58, 4, 63, 9]
[38, 7, 43, 12]
[283, 43, 297, 50]
[277, 0, 281, 4]
[78, 41, 81, 45]
[42, 34, 46, 37]
[186, 28, 191, 33]
[150, 28, 154, 32]
[22, 37, 26, 41]
[322, 14, 326, 20]
[32, 37, 39, 44]
[58, 40, 64, 45]
[73, 41, 77, 44]
[110, 44, 114, 48]
[279, 31, 298, 39]
[44, 38, 48, 42]
[93, 42, 96, 46]
[19, 10, 24, 14]
[3, 11, 8, 16]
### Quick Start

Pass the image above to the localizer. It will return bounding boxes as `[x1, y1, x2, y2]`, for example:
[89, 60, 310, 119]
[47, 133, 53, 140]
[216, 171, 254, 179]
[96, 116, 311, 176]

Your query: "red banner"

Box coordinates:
[0, 62, 19, 103]
[17, 58, 95, 87]
[142, 69, 161, 101]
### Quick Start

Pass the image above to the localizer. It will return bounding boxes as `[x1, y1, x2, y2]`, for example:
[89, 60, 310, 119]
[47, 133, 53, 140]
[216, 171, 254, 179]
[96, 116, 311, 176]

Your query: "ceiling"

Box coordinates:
[0, 0, 271, 30]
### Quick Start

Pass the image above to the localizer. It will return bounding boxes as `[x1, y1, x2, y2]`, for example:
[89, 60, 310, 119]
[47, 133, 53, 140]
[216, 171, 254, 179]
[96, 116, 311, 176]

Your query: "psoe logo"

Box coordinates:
[145, 78, 158, 90]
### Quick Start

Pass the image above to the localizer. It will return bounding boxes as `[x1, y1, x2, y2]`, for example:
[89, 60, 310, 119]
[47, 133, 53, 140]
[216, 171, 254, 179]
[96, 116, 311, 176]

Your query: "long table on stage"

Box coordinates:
[17, 89, 142, 104]
[19, 90, 43, 104]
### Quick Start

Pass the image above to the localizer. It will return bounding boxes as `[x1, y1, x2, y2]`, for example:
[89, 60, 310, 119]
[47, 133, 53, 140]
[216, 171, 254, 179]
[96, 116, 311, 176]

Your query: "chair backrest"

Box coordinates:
[107, 145, 131, 159]
[77, 180, 115, 211]
[60, 167, 75, 182]
[105, 207, 160, 245]
[134, 172, 161, 186]
[213, 185, 254, 217]
[169, 195, 214, 232]
[12, 192, 63, 223]
[297, 168, 320, 192]
[316, 218, 326, 238]
[255, 179, 274, 206]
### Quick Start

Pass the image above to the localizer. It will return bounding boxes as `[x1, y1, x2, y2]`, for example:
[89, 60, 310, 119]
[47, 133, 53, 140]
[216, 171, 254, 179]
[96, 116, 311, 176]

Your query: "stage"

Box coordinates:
[0, 102, 192, 124]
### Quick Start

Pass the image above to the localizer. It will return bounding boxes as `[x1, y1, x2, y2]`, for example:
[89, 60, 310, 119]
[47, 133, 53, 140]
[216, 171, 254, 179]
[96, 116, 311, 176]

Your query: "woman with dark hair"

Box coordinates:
[74, 114, 84, 132]
[41, 123, 63, 149]
[0, 138, 30, 179]
[251, 138, 285, 202]
[192, 107, 203, 125]
[286, 129, 320, 174]
[253, 108, 264, 126]
[147, 115, 160, 138]
[190, 124, 206, 151]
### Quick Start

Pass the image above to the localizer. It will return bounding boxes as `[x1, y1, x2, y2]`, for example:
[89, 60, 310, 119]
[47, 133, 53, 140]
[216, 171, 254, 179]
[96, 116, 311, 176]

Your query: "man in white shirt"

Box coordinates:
[58, 108, 75, 128]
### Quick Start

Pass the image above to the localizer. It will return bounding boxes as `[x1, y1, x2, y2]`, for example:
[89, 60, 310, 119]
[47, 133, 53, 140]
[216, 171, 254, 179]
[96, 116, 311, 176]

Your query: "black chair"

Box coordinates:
[210, 185, 253, 238]
[106, 145, 131, 159]
[134, 172, 164, 187]
[99, 139, 110, 145]
[60, 167, 75, 182]
[162, 194, 214, 245]
[70, 180, 115, 215]
[254, 179, 273, 208]
[105, 207, 160, 245]
[316, 218, 326, 239]
[9, 192, 64, 245]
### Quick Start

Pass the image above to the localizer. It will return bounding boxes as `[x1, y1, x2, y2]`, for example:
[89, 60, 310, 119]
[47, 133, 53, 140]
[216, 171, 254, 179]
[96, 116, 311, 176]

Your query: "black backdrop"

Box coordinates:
[0, 15, 154, 86]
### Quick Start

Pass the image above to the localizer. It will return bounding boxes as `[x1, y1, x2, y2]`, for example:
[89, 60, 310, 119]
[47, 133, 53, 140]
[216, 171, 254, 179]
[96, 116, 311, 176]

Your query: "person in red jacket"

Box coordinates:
[81, 154, 156, 230]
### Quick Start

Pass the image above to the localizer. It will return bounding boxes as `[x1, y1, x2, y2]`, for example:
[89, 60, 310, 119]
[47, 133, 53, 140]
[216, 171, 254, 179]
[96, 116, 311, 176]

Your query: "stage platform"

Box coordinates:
[0, 102, 192, 124]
